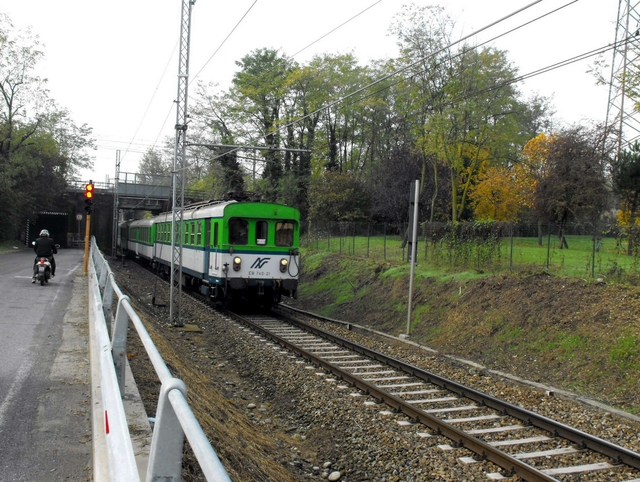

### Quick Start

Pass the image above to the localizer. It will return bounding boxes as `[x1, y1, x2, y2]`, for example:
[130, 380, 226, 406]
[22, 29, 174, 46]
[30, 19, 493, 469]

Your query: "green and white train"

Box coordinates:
[119, 198, 300, 306]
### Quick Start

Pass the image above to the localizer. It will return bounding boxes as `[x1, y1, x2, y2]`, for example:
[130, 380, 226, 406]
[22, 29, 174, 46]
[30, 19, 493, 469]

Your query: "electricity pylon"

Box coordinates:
[606, 0, 640, 154]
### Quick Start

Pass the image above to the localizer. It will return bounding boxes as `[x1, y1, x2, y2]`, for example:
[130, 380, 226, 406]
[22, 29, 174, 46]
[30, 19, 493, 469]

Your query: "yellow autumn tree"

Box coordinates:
[616, 202, 640, 227]
[519, 132, 555, 208]
[470, 133, 557, 222]
[470, 165, 521, 221]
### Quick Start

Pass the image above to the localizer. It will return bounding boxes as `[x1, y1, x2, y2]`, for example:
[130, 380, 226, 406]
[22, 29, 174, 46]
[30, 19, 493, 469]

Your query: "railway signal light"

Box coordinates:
[84, 181, 94, 214]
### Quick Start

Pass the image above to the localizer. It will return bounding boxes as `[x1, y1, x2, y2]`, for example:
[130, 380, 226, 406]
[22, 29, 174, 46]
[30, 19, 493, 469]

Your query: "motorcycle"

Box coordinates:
[32, 242, 60, 286]
[34, 256, 52, 286]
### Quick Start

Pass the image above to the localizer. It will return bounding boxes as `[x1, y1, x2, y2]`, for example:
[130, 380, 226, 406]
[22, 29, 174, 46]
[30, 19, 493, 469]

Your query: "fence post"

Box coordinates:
[510, 223, 514, 272]
[592, 219, 597, 278]
[384, 223, 387, 260]
[352, 223, 356, 256]
[546, 222, 552, 270]
[99, 256, 108, 290]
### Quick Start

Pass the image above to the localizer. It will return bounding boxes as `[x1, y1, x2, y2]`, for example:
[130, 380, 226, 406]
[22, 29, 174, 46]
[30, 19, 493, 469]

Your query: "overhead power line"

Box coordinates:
[204, 0, 547, 164]
[190, 0, 258, 83]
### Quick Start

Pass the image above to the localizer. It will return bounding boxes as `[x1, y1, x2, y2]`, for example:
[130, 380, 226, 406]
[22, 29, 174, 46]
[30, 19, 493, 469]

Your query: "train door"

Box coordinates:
[203, 220, 210, 276]
[210, 220, 220, 272]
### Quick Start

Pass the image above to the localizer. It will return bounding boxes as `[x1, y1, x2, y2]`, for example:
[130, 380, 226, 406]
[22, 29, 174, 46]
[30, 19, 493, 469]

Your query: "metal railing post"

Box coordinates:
[88, 250, 140, 481]
[111, 295, 131, 395]
[99, 256, 109, 289]
[103, 275, 115, 333]
[146, 378, 188, 482]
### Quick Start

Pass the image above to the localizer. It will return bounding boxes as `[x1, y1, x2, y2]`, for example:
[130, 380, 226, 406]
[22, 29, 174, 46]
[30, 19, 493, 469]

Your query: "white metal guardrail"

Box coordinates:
[88, 237, 231, 481]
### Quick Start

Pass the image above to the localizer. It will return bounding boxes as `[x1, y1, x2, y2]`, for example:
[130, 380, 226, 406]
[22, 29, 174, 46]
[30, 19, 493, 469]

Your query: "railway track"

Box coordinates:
[225, 307, 640, 482]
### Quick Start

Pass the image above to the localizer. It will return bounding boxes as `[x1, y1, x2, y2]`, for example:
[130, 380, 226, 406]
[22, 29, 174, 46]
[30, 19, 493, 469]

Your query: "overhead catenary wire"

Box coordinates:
[331, 33, 627, 129]
[109, 41, 179, 165]
[146, 0, 261, 154]
[147, 0, 389, 158]
[189, 0, 258, 83]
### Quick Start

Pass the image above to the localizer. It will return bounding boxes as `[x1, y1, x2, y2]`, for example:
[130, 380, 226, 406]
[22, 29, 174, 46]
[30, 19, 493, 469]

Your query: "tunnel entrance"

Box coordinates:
[28, 212, 69, 248]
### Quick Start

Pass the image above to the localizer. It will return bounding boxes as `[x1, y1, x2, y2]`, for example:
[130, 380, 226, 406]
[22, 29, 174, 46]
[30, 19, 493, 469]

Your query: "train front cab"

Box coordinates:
[212, 204, 300, 305]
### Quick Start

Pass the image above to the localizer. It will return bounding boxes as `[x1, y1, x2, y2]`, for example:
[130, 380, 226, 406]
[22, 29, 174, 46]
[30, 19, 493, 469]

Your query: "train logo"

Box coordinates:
[250, 258, 271, 269]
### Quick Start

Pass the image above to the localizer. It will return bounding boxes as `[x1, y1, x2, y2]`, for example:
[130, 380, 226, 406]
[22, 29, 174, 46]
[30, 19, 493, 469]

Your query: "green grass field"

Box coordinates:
[303, 233, 640, 280]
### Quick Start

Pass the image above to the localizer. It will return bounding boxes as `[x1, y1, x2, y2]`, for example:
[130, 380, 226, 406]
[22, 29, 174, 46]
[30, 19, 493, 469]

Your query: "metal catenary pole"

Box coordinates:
[170, 0, 196, 327]
[111, 150, 120, 257]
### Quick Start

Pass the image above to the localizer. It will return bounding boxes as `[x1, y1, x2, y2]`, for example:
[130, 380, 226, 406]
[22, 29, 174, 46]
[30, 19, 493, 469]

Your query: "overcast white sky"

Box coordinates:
[2, 0, 619, 184]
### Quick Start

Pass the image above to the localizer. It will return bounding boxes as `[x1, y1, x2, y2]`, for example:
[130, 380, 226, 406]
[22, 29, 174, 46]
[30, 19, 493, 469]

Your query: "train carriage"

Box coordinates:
[122, 197, 300, 306]
[125, 217, 155, 259]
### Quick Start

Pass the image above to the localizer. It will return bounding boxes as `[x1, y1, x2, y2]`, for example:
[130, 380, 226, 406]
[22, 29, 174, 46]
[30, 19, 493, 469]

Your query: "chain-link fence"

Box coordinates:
[302, 221, 640, 279]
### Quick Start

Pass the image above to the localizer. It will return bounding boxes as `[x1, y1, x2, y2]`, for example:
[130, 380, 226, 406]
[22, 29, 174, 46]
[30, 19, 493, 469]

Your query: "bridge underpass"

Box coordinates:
[27, 174, 206, 253]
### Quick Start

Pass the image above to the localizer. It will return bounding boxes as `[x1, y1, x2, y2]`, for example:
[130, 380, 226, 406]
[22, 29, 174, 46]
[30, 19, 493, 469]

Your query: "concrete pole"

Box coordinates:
[406, 180, 420, 336]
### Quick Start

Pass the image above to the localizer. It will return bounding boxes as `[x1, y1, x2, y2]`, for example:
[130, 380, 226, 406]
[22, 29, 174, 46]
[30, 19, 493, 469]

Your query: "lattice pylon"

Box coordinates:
[606, 0, 640, 154]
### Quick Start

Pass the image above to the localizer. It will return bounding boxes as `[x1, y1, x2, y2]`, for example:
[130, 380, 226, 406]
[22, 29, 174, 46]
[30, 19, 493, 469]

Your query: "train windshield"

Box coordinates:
[229, 218, 248, 245]
[275, 222, 294, 247]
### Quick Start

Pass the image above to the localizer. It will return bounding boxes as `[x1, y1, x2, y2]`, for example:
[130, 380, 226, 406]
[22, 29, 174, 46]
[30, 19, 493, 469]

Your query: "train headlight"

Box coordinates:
[233, 256, 242, 271]
[279, 258, 288, 273]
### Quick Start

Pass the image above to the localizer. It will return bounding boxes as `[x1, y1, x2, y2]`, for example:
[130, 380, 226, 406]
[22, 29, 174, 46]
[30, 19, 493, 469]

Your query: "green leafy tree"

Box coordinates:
[533, 126, 610, 248]
[389, 4, 453, 222]
[138, 148, 171, 185]
[190, 85, 246, 197]
[285, 53, 374, 218]
[422, 46, 524, 222]
[232, 48, 292, 200]
[308, 170, 370, 225]
[0, 14, 94, 241]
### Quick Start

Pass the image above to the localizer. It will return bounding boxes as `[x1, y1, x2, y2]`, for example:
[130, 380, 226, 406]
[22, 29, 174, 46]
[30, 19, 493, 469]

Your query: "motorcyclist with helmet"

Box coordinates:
[32, 229, 57, 283]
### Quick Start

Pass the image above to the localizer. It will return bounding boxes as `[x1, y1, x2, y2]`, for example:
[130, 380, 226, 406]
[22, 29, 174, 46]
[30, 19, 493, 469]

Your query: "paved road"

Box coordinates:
[0, 247, 91, 481]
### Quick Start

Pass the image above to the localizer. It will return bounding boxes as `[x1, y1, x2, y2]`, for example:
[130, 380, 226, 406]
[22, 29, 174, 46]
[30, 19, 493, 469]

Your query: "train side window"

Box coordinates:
[256, 221, 267, 245]
[229, 218, 248, 245]
[275, 222, 294, 247]
[213, 222, 219, 247]
[190, 222, 196, 245]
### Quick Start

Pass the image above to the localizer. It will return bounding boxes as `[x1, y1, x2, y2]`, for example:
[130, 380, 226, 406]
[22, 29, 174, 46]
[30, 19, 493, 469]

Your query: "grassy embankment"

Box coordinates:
[0, 241, 26, 254]
[297, 238, 640, 414]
